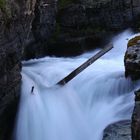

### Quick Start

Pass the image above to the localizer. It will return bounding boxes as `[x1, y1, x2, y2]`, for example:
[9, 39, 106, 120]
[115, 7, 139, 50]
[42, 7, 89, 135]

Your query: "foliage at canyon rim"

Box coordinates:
[127, 36, 140, 47]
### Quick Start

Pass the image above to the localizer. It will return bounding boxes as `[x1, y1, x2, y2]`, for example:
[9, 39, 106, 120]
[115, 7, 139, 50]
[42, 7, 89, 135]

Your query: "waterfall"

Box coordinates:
[14, 30, 140, 140]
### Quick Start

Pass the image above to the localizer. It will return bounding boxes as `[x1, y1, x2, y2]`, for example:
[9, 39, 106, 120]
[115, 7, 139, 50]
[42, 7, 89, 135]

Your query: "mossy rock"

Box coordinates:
[128, 36, 140, 47]
[0, 0, 6, 10]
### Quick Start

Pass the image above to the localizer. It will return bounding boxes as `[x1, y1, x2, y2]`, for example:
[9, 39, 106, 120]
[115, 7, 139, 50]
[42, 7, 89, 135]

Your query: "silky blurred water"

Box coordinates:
[14, 30, 140, 140]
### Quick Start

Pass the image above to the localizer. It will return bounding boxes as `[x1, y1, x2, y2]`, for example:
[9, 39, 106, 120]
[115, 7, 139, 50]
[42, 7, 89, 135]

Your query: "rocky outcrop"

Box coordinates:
[0, 0, 57, 138]
[132, 90, 140, 140]
[0, 0, 36, 139]
[47, 0, 140, 56]
[103, 121, 131, 140]
[124, 36, 140, 140]
[124, 36, 140, 80]
[0, 0, 58, 138]
[24, 0, 57, 59]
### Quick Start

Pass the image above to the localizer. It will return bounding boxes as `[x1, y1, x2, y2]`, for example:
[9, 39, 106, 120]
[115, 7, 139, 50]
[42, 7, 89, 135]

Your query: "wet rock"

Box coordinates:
[23, 0, 57, 59]
[47, 0, 140, 56]
[103, 120, 132, 140]
[0, 0, 36, 139]
[47, 35, 104, 56]
[124, 36, 140, 80]
[132, 89, 140, 140]
[124, 36, 140, 140]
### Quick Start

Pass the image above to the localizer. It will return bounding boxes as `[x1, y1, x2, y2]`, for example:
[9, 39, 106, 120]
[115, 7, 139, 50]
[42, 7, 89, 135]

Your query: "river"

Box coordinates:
[14, 30, 140, 140]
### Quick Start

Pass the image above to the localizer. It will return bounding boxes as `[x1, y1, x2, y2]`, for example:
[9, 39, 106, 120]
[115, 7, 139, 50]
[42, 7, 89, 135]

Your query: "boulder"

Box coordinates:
[103, 121, 132, 140]
[124, 36, 140, 80]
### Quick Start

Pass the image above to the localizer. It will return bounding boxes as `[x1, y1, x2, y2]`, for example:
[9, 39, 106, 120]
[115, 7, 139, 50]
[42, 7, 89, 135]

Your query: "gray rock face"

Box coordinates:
[58, 0, 139, 30]
[0, 0, 36, 139]
[24, 0, 57, 59]
[0, 0, 57, 138]
[124, 36, 140, 80]
[47, 0, 140, 56]
[132, 90, 140, 140]
[124, 37, 140, 140]
[103, 121, 132, 140]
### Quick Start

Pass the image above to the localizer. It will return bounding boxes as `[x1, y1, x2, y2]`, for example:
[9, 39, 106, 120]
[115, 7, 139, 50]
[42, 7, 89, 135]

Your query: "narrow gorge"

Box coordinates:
[0, 0, 140, 140]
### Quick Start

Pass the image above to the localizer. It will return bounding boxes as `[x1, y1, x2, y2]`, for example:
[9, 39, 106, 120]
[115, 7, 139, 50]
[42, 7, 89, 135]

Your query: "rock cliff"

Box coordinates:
[0, 0, 57, 139]
[124, 36, 140, 140]
[132, 90, 140, 140]
[125, 36, 140, 80]
[47, 0, 140, 56]
[0, 0, 36, 139]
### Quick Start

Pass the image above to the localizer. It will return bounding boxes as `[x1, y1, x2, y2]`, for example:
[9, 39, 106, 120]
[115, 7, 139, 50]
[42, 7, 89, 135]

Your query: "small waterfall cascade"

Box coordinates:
[14, 30, 140, 140]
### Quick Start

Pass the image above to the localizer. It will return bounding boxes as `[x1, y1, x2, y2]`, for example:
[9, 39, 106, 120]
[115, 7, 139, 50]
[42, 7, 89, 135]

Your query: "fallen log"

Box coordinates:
[57, 43, 113, 86]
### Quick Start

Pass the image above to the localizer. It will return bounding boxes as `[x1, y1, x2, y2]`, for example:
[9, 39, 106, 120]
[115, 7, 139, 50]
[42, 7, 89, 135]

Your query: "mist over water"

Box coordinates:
[14, 30, 140, 140]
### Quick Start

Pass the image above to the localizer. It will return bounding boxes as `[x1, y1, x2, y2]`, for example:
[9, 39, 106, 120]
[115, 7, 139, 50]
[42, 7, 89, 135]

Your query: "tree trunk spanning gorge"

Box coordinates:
[0, 0, 140, 140]
[57, 44, 113, 85]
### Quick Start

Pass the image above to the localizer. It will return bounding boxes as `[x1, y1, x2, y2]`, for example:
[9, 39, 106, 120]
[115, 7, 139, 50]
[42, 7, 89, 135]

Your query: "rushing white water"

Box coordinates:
[14, 30, 140, 140]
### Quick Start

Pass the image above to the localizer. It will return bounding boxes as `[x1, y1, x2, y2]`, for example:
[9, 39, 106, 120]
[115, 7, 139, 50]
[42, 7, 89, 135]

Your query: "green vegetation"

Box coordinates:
[49, 22, 61, 43]
[0, 0, 6, 11]
[0, 0, 10, 18]
[128, 36, 140, 47]
[58, 0, 78, 9]
[0, 0, 12, 28]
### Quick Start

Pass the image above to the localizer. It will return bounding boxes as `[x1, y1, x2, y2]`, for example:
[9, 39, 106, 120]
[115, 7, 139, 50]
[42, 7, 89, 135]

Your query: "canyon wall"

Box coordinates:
[0, 0, 36, 139]
[47, 0, 140, 56]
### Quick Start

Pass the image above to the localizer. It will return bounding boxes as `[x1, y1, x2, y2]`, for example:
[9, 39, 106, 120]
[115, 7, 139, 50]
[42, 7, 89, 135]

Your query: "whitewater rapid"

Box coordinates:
[14, 30, 140, 140]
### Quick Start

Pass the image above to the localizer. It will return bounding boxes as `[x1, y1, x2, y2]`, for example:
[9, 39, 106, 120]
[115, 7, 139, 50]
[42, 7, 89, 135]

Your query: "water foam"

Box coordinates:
[14, 30, 140, 140]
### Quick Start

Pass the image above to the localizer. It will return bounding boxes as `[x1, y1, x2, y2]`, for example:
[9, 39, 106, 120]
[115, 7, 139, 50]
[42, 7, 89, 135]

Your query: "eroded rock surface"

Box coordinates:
[0, 0, 36, 139]
[132, 90, 140, 140]
[47, 0, 140, 56]
[103, 121, 131, 140]
[124, 36, 140, 140]
[124, 36, 140, 80]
